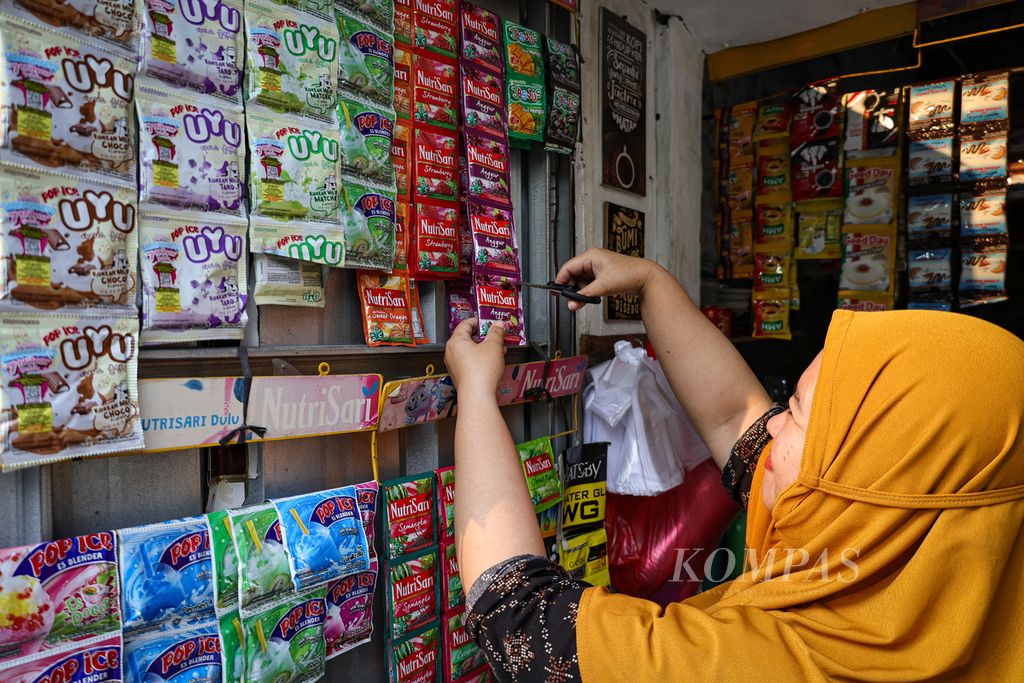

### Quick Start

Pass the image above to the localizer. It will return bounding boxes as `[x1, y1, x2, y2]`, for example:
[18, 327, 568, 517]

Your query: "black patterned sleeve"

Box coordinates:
[465, 555, 586, 683]
[720, 405, 786, 509]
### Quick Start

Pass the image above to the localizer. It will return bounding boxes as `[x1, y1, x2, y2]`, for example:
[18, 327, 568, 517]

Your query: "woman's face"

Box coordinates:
[761, 352, 822, 510]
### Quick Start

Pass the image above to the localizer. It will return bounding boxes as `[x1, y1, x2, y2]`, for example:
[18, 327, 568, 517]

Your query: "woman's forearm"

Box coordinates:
[640, 265, 772, 468]
[454, 393, 545, 591]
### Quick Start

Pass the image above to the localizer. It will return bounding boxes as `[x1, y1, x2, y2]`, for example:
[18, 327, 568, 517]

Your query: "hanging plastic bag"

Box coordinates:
[585, 341, 711, 496]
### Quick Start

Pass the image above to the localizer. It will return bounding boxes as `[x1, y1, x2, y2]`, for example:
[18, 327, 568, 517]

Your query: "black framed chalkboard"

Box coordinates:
[600, 8, 647, 196]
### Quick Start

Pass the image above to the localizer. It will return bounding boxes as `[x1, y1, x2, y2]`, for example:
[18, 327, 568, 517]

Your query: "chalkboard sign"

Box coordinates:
[600, 9, 647, 196]
[604, 202, 645, 320]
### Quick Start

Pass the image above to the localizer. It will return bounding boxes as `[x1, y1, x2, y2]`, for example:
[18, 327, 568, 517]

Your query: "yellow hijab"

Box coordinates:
[579, 310, 1024, 681]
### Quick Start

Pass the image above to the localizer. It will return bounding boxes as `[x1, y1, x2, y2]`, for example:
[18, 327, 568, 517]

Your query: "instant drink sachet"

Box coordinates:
[436, 466, 456, 540]
[444, 605, 488, 682]
[252, 254, 327, 308]
[337, 6, 396, 108]
[118, 516, 215, 635]
[124, 620, 224, 682]
[325, 556, 378, 659]
[218, 610, 246, 683]
[440, 540, 463, 612]
[515, 436, 562, 514]
[207, 509, 240, 612]
[358, 270, 416, 346]
[229, 504, 295, 615]
[271, 486, 371, 591]
[241, 587, 328, 683]
[338, 93, 397, 187]
[387, 547, 439, 639]
[0, 633, 124, 682]
[388, 621, 441, 683]
[384, 473, 437, 558]
[356, 480, 381, 558]
[0, 531, 120, 660]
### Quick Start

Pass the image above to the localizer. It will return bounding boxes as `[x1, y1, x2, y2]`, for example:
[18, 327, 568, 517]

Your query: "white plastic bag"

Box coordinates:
[584, 341, 711, 496]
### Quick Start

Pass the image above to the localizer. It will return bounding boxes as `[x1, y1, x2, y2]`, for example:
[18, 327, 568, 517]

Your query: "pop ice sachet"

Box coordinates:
[139, 212, 249, 344]
[0, 531, 120, 661]
[271, 486, 370, 591]
[118, 516, 214, 635]
[7, 0, 139, 54]
[135, 85, 246, 216]
[355, 480, 380, 558]
[0, 167, 137, 311]
[337, 0, 395, 32]
[124, 621, 223, 683]
[337, 7, 396, 107]
[139, 0, 245, 102]
[229, 504, 294, 616]
[340, 178, 397, 272]
[243, 0, 338, 122]
[384, 473, 436, 558]
[0, 633, 123, 683]
[338, 94, 397, 187]
[206, 510, 240, 612]
[217, 610, 245, 683]
[324, 557, 378, 659]
[242, 587, 327, 683]
[248, 219, 346, 269]
[387, 547, 438, 639]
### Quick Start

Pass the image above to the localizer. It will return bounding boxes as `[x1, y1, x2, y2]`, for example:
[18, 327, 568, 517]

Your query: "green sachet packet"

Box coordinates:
[516, 436, 562, 513]
[242, 587, 328, 682]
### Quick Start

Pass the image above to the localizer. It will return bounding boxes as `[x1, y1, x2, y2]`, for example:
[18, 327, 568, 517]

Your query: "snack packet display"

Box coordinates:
[229, 504, 294, 615]
[271, 486, 370, 591]
[959, 245, 1008, 307]
[413, 51, 458, 129]
[751, 289, 792, 340]
[139, 0, 245, 102]
[0, 18, 136, 183]
[252, 254, 326, 307]
[559, 442, 607, 536]
[843, 158, 898, 226]
[755, 204, 794, 248]
[436, 466, 455, 540]
[440, 540, 462, 612]
[446, 279, 476, 337]
[504, 20, 545, 144]
[337, 93, 397, 188]
[413, 126, 458, 201]
[907, 193, 953, 241]
[752, 103, 790, 141]
[207, 510, 239, 612]
[908, 248, 952, 291]
[336, 7, 396, 107]
[118, 516, 214, 635]
[135, 86, 246, 215]
[444, 606, 487, 682]
[842, 90, 900, 158]
[960, 130, 1008, 183]
[476, 282, 525, 346]
[755, 141, 791, 202]
[838, 226, 896, 293]
[340, 179, 397, 271]
[0, 531, 119, 660]
[727, 101, 756, 160]
[249, 220, 345, 268]
[960, 190, 1007, 238]
[384, 473, 436, 558]
[460, 3, 502, 76]
[725, 159, 754, 212]
[791, 139, 841, 201]
[0, 167, 137, 311]
[908, 80, 956, 138]
[794, 202, 841, 260]
[543, 36, 581, 153]
[753, 249, 791, 292]
[389, 622, 440, 683]
[463, 132, 511, 205]
[7, 0, 139, 54]
[394, 45, 414, 120]
[325, 557, 378, 659]
[837, 291, 894, 312]
[0, 312, 142, 472]
[355, 480, 381, 558]
[412, 200, 459, 277]
[243, 0, 338, 121]
[387, 547, 438, 639]
[461, 64, 506, 140]
[394, 0, 413, 45]
[241, 587, 327, 683]
[960, 72, 1009, 128]
[791, 80, 840, 145]
[246, 110, 340, 224]
[337, 0, 395, 32]
[409, 280, 430, 344]
[357, 270, 415, 346]
[139, 212, 248, 343]
[515, 437, 561, 514]
[393, 120, 412, 198]
[124, 621, 223, 682]
[727, 211, 754, 278]
[559, 527, 610, 587]
[413, 0, 457, 57]
[0, 633, 123, 682]
[217, 610, 245, 683]
[908, 136, 955, 186]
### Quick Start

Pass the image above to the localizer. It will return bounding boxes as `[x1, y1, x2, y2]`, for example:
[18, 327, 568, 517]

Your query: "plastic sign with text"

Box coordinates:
[378, 355, 588, 432]
[246, 374, 382, 441]
[139, 377, 245, 452]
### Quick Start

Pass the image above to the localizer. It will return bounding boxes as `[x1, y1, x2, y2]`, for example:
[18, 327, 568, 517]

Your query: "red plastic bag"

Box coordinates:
[605, 458, 740, 606]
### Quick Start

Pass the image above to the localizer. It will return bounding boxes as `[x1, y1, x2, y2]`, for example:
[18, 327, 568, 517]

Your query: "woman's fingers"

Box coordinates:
[555, 249, 600, 286]
[451, 317, 479, 340]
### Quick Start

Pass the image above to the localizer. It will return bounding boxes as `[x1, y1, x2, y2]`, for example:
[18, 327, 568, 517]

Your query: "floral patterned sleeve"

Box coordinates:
[720, 404, 786, 509]
[465, 555, 586, 683]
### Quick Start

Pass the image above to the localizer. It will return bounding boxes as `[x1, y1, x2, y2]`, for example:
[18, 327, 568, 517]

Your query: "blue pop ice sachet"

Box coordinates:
[118, 516, 215, 634]
[271, 486, 371, 590]
[125, 621, 223, 682]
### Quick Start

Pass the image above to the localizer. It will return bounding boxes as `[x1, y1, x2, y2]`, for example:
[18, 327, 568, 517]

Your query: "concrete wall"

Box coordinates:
[573, 0, 705, 336]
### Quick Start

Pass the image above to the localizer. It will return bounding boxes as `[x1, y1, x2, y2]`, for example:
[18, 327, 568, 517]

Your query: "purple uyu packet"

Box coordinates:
[460, 2, 504, 76]
[468, 202, 521, 283]
[447, 279, 478, 337]
[460, 62, 506, 140]
[463, 131, 512, 207]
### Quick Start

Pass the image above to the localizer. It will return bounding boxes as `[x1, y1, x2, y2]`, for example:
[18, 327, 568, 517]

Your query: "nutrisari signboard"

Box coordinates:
[604, 202, 645, 320]
[600, 8, 646, 196]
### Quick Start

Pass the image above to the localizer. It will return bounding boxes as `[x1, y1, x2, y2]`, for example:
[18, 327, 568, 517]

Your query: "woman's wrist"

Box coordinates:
[638, 260, 670, 301]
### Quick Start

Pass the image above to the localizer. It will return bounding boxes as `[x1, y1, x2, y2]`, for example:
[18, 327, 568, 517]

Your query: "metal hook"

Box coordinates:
[318, 362, 331, 376]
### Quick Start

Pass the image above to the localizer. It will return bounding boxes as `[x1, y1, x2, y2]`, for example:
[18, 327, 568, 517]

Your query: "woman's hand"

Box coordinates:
[445, 318, 507, 395]
[555, 248, 665, 311]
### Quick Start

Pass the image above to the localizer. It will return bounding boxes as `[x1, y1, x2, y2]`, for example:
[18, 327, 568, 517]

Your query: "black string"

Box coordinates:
[523, 342, 553, 403]
[219, 346, 267, 447]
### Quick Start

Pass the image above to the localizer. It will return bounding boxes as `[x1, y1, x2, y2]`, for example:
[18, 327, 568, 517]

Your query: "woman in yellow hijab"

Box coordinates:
[445, 248, 1024, 681]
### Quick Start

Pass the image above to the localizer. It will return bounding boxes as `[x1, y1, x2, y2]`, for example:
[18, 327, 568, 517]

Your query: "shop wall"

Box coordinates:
[574, 0, 705, 336]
